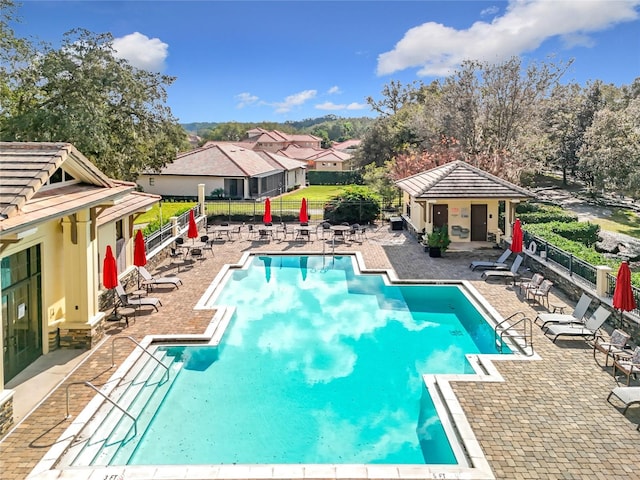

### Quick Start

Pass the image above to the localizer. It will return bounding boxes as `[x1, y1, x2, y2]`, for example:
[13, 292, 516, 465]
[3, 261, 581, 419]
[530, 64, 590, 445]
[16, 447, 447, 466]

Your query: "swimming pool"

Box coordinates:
[44, 253, 523, 479]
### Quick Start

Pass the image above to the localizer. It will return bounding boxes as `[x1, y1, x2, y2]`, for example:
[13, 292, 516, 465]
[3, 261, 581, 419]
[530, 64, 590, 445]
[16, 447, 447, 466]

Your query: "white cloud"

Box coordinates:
[315, 101, 368, 111]
[481, 5, 500, 17]
[273, 89, 317, 113]
[235, 92, 259, 108]
[112, 32, 168, 72]
[377, 0, 640, 77]
[328, 85, 341, 94]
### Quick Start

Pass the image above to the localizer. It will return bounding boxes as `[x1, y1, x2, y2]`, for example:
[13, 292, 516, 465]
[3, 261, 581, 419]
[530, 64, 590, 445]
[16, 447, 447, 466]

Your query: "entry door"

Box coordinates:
[433, 205, 448, 228]
[1, 247, 42, 383]
[471, 204, 488, 241]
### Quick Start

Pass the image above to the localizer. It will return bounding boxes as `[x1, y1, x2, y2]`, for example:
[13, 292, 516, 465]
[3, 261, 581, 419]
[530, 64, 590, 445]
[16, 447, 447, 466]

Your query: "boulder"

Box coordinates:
[595, 230, 640, 261]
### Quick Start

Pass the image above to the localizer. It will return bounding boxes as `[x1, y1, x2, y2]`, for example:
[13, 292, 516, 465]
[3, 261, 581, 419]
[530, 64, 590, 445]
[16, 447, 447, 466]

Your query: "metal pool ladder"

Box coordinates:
[494, 311, 534, 356]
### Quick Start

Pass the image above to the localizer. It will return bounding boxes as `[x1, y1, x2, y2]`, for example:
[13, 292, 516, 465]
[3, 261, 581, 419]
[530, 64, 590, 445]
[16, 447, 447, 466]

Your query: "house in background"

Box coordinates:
[0, 142, 160, 434]
[396, 161, 534, 243]
[244, 128, 322, 151]
[138, 142, 307, 199]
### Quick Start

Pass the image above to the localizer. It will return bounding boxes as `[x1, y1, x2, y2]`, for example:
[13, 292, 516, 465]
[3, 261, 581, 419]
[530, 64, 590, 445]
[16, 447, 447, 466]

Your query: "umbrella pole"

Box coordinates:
[107, 288, 121, 321]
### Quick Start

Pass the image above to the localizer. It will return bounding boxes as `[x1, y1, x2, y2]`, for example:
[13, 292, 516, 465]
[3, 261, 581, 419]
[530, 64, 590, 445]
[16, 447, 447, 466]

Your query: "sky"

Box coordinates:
[10, 0, 640, 124]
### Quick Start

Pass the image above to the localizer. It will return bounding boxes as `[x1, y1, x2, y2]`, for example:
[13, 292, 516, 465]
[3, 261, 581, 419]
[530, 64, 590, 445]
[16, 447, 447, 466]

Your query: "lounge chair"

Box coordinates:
[137, 266, 182, 291]
[115, 285, 161, 312]
[613, 346, 640, 386]
[470, 249, 512, 271]
[535, 293, 592, 329]
[607, 386, 640, 414]
[543, 305, 611, 343]
[593, 328, 631, 367]
[481, 255, 523, 285]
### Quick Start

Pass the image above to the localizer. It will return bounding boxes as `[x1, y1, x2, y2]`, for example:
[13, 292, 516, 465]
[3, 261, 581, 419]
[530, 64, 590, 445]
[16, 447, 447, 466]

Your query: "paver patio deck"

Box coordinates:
[0, 224, 638, 479]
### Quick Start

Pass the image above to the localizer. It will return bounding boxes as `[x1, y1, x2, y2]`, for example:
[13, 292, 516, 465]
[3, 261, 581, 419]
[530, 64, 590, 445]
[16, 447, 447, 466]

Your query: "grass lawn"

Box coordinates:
[280, 185, 349, 201]
[589, 208, 640, 239]
[134, 202, 196, 226]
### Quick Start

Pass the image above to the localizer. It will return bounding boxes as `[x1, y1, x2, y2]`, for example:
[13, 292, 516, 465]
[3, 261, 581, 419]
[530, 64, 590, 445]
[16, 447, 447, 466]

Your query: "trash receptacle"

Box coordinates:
[390, 216, 403, 231]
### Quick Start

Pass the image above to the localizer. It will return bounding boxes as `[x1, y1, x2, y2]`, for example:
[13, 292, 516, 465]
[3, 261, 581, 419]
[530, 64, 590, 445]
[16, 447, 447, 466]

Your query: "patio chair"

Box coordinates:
[518, 273, 544, 296]
[613, 346, 640, 386]
[480, 255, 523, 285]
[607, 385, 640, 414]
[190, 247, 203, 261]
[526, 279, 554, 308]
[137, 266, 182, 291]
[535, 293, 592, 329]
[200, 235, 214, 255]
[115, 285, 161, 312]
[469, 249, 512, 271]
[168, 247, 185, 271]
[543, 305, 611, 343]
[257, 228, 272, 241]
[593, 328, 631, 367]
[317, 221, 332, 239]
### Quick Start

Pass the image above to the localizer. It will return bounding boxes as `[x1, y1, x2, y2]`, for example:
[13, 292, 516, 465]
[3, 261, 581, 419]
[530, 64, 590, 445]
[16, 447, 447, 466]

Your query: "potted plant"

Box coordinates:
[425, 225, 451, 257]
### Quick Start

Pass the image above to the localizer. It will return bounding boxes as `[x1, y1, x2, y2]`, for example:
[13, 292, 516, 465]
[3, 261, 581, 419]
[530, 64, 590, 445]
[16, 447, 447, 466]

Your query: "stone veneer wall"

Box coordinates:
[0, 395, 13, 436]
[48, 327, 59, 351]
[526, 254, 640, 345]
[59, 320, 105, 349]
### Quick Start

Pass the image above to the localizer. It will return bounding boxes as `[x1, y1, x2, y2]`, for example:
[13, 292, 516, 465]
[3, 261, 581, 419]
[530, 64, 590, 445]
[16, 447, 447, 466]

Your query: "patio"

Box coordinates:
[1, 224, 638, 480]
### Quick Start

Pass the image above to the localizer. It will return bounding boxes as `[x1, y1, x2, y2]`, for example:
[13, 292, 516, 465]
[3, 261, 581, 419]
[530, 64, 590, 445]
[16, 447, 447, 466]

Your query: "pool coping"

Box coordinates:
[29, 251, 541, 480]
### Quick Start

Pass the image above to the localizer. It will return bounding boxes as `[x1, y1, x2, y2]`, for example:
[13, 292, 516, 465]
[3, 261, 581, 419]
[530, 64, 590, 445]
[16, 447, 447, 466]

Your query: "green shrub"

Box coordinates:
[323, 185, 380, 224]
[516, 202, 578, 224]
[525, 221, 600, 247]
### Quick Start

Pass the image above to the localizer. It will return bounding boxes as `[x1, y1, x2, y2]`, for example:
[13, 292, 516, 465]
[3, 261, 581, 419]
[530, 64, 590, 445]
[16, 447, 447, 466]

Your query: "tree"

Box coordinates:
[361, 163, 398, 207]
[1, 28, 187, 181]
[366, 80, 424, 117]
[579, 98, 640, 196]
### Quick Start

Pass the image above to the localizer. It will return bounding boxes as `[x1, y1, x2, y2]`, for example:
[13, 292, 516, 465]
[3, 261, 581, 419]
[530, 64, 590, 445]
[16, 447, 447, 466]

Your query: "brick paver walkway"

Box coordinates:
[0, 224, 638, 479]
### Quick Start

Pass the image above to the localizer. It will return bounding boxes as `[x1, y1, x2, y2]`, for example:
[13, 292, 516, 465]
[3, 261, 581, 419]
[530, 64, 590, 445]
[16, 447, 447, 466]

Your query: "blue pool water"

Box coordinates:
[122, 255, 504, 466]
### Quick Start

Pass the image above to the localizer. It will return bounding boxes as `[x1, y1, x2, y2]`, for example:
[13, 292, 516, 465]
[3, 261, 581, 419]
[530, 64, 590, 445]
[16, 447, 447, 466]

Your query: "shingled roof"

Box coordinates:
[0, 142, 155, 235]
[395, 160, 534, 200]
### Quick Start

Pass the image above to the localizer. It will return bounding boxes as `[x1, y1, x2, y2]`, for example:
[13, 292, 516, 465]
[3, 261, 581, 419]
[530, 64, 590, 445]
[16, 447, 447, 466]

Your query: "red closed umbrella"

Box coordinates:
[187, 209, 199, 241]
[102, 245, 119, 320]
[263, 198, 272, 224]
[613, 261, 636, 313]
[299, 198, 309, 224]
[102, 245, 118, 289]
[511, 218, 523, 254]
[133, 229, 147, 288]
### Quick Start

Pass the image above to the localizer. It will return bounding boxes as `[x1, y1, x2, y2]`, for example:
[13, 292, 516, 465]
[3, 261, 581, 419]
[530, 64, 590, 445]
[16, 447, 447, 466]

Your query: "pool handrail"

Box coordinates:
[495, 311, 534, 356]
[65, 381, 137, 438]
[111, 336, 170, 384]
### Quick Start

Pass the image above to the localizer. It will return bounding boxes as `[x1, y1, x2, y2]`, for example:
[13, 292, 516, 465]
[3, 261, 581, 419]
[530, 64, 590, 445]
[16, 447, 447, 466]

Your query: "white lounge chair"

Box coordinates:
[115, 285, 162, 312]
[544, 305, 611, 343]
[138, 266, 182, 290]
[535, 293, 593, 329]
[470, 249, 512, 271]
[607, 385, 640, 414]
[481, 255, 523, 285]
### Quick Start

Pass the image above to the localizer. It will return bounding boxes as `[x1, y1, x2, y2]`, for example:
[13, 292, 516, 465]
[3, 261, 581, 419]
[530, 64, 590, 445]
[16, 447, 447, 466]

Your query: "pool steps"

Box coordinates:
[59, 348, 184, 467]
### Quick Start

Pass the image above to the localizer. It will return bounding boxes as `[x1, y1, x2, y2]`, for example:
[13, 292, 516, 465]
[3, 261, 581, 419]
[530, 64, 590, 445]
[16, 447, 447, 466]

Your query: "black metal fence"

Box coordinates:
[203, 199, 400, 225]
[144, 205, 201, 252]
[524, 230, 640, 317]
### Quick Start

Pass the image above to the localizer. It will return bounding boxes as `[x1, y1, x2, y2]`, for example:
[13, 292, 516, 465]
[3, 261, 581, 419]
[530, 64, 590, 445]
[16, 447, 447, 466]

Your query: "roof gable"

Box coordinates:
[0, 142, 114, 220]
[395, 161, 533, 199]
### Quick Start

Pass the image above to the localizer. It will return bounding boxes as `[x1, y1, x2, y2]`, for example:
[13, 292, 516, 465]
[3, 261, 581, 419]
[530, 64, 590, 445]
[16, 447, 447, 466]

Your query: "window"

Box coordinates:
[149, 177, 155, 186]
[42, 168, 76, 189]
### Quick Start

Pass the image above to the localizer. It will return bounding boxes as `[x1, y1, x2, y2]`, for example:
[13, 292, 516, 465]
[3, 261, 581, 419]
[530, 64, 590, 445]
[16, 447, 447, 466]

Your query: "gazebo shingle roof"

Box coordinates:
[396, 160, 533, 200]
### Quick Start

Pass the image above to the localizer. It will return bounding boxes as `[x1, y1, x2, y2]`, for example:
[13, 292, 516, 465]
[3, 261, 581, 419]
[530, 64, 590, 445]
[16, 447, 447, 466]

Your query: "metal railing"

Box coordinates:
[65, 381, 137, 438]
[494, 311, 534, 356]
[112, 336, 170, 384]
[144, 205, 201, 252]
[203, 198, 400, 225]
[523, 230, 640, 317]
[523, 231, 598, 289]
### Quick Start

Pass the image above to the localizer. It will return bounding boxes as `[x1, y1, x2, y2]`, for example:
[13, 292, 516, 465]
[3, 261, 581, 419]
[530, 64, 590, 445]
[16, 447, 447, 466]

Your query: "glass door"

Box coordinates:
[2, 246, 42, 383]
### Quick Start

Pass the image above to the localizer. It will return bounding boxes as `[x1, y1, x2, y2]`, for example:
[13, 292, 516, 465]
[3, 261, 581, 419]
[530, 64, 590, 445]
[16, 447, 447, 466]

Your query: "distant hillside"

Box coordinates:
[182, 115, 375, 145]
